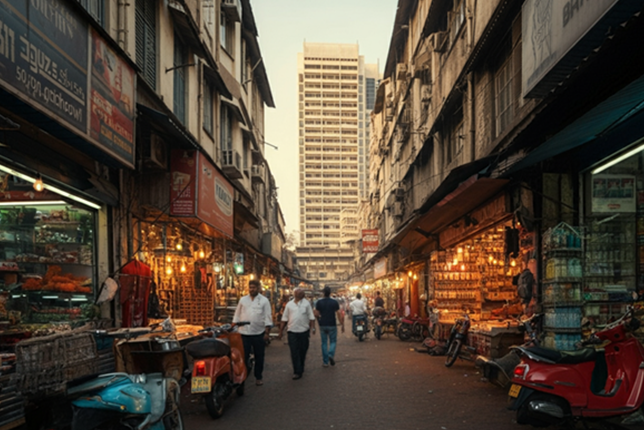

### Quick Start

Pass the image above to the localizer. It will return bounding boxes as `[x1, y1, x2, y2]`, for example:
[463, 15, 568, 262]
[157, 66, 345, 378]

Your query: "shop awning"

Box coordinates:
[504, 72, 644, 175]
[221, 97, 246, 125]
[168, 0, 206, 59]
[397, 174, 509, 252]
[137, 104, 199, 150]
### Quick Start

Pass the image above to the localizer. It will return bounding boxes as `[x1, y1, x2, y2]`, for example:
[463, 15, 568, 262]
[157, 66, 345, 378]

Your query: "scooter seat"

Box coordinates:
[520, 346, 597, 364]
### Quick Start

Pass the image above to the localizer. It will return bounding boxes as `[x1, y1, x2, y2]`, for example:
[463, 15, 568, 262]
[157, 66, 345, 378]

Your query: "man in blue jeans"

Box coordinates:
[314, 286, 345, 367]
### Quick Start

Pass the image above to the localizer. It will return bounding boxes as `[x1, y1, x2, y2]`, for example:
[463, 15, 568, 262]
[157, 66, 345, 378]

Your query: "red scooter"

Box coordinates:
[186, 322, 250, 419]
[509, 306, 644, 428]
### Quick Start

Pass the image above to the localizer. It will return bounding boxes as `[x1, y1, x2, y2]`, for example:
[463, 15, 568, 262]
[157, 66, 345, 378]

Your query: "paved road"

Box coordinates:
[181, 325, 524, 430]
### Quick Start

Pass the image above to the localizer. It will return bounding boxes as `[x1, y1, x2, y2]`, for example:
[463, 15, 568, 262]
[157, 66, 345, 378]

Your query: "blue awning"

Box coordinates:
[505, 72, 644, 175]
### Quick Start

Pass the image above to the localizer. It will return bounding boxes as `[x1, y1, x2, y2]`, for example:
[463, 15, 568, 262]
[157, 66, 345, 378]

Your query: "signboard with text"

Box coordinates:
[522, 0, 618, 98]
[196, 152, 233, 238]
[0, 0, 135, 167]
[362, 229, 379, 253]
[170, 150, 234, 237]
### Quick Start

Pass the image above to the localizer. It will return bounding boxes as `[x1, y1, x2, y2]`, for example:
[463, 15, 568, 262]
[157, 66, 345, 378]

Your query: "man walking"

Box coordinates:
[278, 288, 316, 380]
[233, 279, 273, 386]
[314, 286, 344, 367]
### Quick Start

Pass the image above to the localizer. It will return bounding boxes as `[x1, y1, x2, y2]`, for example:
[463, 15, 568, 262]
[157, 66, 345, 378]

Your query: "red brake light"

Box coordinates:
[195, 360, 206, 376]
[514, 364, 529, 380]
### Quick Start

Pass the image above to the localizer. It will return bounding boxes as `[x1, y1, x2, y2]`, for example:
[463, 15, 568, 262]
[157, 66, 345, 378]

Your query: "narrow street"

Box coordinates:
[182, 325, 522, 430]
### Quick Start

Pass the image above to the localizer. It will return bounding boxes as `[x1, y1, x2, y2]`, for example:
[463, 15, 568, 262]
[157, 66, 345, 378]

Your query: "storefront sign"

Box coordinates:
[591, 174, 636, 213]
[522, 0, 618, 98]
[170, 150, 234, 237]
[170, 150, 196, 216]
[374, 258, 387, 279]
[197, 152, 233, 238]
[362, 229, 379, 253]
[0, 0, 135, 167]
[89, 28, 135, 166]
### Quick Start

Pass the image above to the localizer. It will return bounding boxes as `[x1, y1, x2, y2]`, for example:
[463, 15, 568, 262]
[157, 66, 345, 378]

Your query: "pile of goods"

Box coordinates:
[21, 265, 91, 293]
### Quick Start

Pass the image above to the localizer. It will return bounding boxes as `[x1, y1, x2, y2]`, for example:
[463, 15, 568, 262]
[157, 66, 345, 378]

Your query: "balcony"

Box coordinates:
[251, 164, 265, 184]
[221, 0, 241, 22]
[222, 149, 243, 179]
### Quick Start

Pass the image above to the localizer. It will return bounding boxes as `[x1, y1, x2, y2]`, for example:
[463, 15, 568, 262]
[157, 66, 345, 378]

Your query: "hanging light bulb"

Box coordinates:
[176, 243, 183, 251]
[250, 273, 255, 280]
[167, 256, 172, 263]
[199, 250, 205, 259]
[180, 263, 186, 273]
[511, 260, 517, 267]
[413, 274, 417, 280]
[33, 175, 44, 192]
[488, 255, 493, 262]
[166, 267, 173, 275]
[408, 271, 412, 277]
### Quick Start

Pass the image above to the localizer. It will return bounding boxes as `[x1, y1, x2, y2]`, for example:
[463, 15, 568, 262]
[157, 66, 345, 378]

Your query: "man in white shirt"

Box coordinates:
[350, 293, 367, 334]
[278, 288, 316, 380]
[233, 279, 273, 386]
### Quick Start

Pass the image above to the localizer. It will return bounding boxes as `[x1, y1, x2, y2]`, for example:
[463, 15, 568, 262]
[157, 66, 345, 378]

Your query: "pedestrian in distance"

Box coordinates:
[278, 288, 316, 380]
[374, 291, 384, 308]
[232, 279, 273, 386]
[314, 286, 344, 367]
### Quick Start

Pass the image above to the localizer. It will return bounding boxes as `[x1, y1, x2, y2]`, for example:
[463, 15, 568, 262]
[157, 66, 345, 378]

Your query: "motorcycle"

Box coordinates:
[67, 324, 186, 430]
[444, 313, 475, 367]
[508, 305, 644, 428]
[474, 313, 541, 388]
[353, 314, 369, 342]
[397, 315, 426, 341]
[186, 322, 250, 419]
[371, 307, 388, 340]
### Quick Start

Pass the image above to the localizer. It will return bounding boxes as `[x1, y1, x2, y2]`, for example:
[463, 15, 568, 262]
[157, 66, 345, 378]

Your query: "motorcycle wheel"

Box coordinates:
[236, 381, 245, 396]
[358, 332, 365, 342]
[397, 326, 411, 341]
[205, 390, 225, 419]
[163, 382, 185, 429]
[444, 339, 462, 367]
[375, 325, 382, 340]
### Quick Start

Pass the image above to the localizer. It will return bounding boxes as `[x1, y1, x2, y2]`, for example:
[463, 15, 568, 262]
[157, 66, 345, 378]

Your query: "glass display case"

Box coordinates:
[0, 203, 96, 332]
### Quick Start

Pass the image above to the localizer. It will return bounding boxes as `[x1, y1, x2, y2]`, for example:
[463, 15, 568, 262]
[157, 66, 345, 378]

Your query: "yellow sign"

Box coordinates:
[508, 383, 521, 398]
[191, 376, 212, 393]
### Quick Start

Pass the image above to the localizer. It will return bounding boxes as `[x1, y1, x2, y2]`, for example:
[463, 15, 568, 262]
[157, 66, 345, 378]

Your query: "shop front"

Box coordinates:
[429, 193, 532, 357]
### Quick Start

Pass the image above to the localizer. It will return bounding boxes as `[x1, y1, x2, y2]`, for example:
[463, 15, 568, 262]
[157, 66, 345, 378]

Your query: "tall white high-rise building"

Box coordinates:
[296, 42, 380, 287]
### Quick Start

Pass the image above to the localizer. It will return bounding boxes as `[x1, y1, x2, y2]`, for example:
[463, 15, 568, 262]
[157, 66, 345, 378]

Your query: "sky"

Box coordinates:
[251, 0, 398, 236]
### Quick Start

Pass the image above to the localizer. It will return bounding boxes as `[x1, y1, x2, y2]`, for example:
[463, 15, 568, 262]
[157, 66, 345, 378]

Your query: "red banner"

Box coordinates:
[362, 229, 379, 253]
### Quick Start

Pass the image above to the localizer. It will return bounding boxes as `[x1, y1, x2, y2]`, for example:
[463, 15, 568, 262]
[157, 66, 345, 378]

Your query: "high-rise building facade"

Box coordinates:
[296, 43, 380, 287]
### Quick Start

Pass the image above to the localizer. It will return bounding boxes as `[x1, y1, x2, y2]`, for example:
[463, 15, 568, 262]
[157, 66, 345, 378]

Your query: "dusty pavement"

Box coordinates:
[181, 325, 524, 430]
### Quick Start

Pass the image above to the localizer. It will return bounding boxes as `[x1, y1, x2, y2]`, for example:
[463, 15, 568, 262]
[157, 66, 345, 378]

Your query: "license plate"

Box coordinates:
[508, 383, 521, 398]
[191, 376, 212, 393]
[356, 325, 364, 331]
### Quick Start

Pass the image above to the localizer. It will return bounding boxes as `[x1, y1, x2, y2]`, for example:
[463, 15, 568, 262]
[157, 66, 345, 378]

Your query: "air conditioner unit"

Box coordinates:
[393, 201, 403, 218]
[396, 63, 408, 81]
[394, 187, 405, 200]
[421, 84, 432, 102]
[251, 164, 265, 184]
[144, 134, 168, 170]
[432, 31, 448, 52]
[221, 0, 241, 22]
[222, 149, 243, 179]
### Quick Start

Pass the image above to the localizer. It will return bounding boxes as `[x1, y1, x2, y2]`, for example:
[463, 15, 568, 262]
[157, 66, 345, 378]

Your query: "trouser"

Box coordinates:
[319, 326, 337, 364]
[242, 333, 266, 380]
[287, 330, 310, 375]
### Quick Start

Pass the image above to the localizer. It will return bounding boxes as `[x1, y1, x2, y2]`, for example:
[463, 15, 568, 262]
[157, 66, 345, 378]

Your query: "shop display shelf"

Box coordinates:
[543, 326, 582, 333]
[542, 278, 583, 283]
[544, 248, 582, 254]
[543, 301, 584, 308]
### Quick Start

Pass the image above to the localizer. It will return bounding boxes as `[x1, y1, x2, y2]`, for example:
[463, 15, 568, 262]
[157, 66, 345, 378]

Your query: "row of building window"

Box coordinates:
[304, 64, 358, 69]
